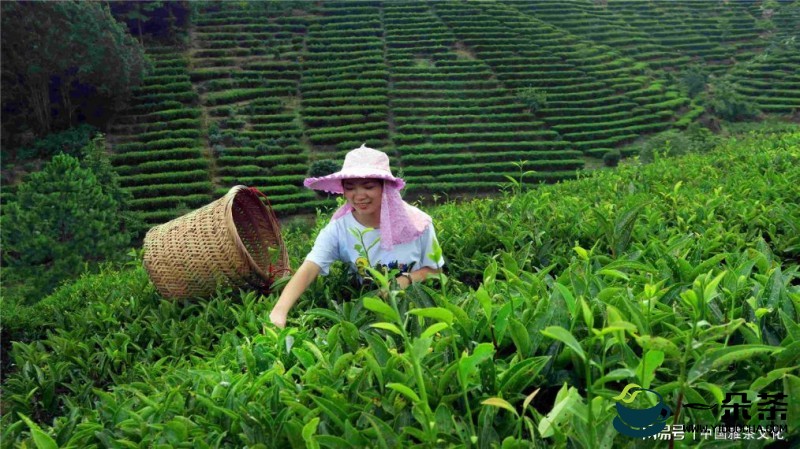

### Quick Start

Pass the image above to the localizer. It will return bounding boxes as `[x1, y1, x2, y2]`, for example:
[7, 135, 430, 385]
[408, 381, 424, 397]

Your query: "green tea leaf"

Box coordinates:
[760, 267, 783, 309]
[402, 426, 429, 442]
[677, 258, 694, 281]
[541, 326, 585, 362]
[537, 384, 578, 438]
[387, 383, 421, 404]
[776, 341, 800, 368]
[696, 319, 745, 343]
[362, 350, 384, 387]
[315, 435, 351, 448]
[458, 343, 495, 387]
[784, 375, 800, 434]
[689, 345, 781, 384]
[333, 353, 356, 378]
[689, 253, 727, 280]
[437, 363, 459, 398]
[435, 404, 455, 434]
[362, 412, 398, 449]
[428, 234, 442, 264]
[495, 301, 513, 343]
[573, 245, 589, 261]
[702, 270, 727, 303]
[365, 332, 392, 365]
[580, 298, 593, 330]
[750, 367, 797, 392]
[482, 397, 518, 416]
[302, 417, 320, 449]
[17, 413, 58, 449]
[310, 395, 346, 431]
[499, 356, 549, 394]
[306, 308, 343, 324]
[593, 368, 636, 388]
[597, 269, 629, 281]
[508, 318, 532, 357]
[365, 267, 389, 290]
[409, 307, 453, 325]
[444, 302, 474, 335]
[779, 310, 800, 342]
[292, 348, 315, 369]
[421, 322, 449, 339]
[684, 386, 715, 424]
[635, 350, 664, 389]
[554, 283, 577, 319]
[363, 297, 399, 322]
[634, 335, 680, 358]
[411, 337, 432, 363]
[696, 382, 725, 405]
[522, 388, 540, 414]
[597, 287, 625, 303]
[476, 286, 493, 320]
[165, 419, 188, 445]
[303, 341, 330, 369]
[370, 322, 404, 336]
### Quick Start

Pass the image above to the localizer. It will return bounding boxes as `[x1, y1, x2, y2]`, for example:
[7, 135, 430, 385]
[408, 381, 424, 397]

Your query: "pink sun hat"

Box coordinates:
[303, 144, 405, 194]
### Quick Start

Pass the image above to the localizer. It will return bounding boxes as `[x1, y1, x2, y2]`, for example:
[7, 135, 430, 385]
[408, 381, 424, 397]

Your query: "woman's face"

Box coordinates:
[342, 178, 382, 217]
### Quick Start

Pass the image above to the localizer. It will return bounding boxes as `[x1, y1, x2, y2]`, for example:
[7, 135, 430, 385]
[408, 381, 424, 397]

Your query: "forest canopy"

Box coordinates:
[1, 0, 149, 156]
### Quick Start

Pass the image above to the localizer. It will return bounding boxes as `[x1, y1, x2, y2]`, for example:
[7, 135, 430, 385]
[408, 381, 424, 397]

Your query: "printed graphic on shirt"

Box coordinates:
[355, 256, 415, 277]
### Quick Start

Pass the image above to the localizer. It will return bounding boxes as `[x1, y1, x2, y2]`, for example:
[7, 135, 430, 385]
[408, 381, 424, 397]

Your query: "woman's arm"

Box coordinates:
[269, 260, 321, 328]
[397, 266, 441, 289]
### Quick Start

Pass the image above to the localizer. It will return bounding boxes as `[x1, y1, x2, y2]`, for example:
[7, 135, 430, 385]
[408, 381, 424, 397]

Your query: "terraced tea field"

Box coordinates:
[106, 0, 799, 234]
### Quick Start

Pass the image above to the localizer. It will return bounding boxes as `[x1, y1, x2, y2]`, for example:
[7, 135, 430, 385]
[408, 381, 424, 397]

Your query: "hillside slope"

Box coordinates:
[106, 0, 799, 235]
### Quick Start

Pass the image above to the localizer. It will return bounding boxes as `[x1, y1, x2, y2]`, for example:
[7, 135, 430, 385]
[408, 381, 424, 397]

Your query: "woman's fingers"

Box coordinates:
[269, 309, 287, 329]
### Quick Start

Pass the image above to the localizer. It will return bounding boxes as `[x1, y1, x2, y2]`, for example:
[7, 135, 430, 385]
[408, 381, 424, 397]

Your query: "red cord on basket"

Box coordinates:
[247, 186, 294, 287]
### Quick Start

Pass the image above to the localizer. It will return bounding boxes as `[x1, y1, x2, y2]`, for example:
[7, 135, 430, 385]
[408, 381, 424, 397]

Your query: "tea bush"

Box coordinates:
[638, 124, 720, 163]
[2, 130, 798, 448]
[602, 150, 621, 167]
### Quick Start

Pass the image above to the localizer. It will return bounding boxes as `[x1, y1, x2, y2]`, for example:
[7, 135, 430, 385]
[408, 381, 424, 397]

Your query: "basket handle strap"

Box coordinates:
[248, 186, 274, 207]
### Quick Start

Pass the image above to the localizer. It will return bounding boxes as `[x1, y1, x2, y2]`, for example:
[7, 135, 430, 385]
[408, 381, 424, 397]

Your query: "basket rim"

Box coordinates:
[224, 185, 284, 284]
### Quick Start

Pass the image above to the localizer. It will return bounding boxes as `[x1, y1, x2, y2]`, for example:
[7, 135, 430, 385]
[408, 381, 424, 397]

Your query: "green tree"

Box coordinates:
[308, 159, 341, 178]
[14, 123, 96, 161]
[603, 149, 621, 167]
[680, 65, 708, 98]
[705, 79, 761, 121]
[79, 134, 132, 208]
[308, 159, 341, 199]
[516, 87, 548, 114]
[1, 1, 148, 143]
[1, 153, 132, 303]
[110, 1, 191, 45]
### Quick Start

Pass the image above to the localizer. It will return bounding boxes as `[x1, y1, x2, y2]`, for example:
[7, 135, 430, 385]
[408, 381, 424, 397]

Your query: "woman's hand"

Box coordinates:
[269, 307, 287, 329]
[397, 268, 441, 289]
[397, 273, 413, 289]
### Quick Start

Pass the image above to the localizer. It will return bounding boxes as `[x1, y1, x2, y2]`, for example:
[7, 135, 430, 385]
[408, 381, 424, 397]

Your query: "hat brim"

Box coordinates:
[304, 168, 405, 194]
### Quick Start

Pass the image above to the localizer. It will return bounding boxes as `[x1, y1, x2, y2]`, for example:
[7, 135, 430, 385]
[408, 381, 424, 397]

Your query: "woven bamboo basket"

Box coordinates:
[143, 185, 290, 299]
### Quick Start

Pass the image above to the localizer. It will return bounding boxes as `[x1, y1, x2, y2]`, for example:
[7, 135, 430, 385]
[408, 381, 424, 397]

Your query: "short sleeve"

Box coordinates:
[418, 224, 445, 270]
[305, 221, 341, 276]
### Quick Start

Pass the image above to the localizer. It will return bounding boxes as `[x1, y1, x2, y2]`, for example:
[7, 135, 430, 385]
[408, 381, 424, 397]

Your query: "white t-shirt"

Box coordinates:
[306, 211, 445, 276]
